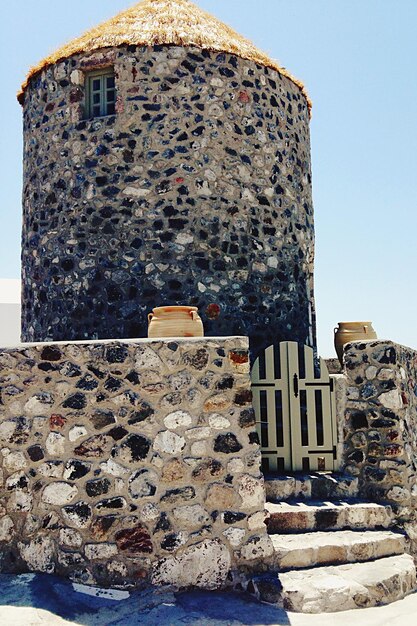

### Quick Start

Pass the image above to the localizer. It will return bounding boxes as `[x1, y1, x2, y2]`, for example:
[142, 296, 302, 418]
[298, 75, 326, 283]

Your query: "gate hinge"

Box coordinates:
[333, 445, 337, 460]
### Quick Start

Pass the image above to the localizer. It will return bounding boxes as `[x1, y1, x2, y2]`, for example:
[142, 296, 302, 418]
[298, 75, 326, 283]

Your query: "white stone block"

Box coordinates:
[46, 432, 66, 456]
[172, 504, 210, 529]
[164, 410, 193, 430]
[68, 426, 88, 441]
[59, 528, 83, 548]
[151, 539, 231, 589]
[208, 414, 231, 429]
[3, 451, 27, 472]
[237, 474, 265, 509]
[153, 431, 186, 455]
[85, 543, 118, 560]
[379, 390, 403, 410]
[0, 515, 14, 542]
[42, 482, 78, 505]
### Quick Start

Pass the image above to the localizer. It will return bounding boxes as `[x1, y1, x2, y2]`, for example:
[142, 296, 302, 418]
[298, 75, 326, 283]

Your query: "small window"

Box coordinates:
[86, 68, 116, 118]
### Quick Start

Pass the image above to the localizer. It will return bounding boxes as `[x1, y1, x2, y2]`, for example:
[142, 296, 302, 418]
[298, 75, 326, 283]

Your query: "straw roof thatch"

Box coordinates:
[18, 0, 311, 113]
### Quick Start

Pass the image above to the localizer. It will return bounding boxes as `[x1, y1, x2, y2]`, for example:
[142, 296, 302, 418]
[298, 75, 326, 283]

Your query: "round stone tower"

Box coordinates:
[19, 0, 316, 359]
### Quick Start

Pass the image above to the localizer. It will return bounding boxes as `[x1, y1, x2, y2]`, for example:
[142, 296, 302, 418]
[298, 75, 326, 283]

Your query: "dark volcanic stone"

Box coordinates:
[371, 418, 397, 428]
[62, 393, 87, 410]
[120, 434, 151, 461]
[115, 525, 153, 553]
[361, 383, 377, 399]
[63, 502, 92, 525]
[96, 497, 126, 510]
[65, 459, 91, 480]
[107, 426, 128, 441]
[27, 445, 44, 462]
[74, 435, 109, 458]
[88, 364, 106, 379]
[91, 515, 117, 540]
[347, 449, 365, 464]
[105, 345, 128, 363]
[223, 511, 246, 524]
[183, 348, 209, 370]
[154, 513, 171, 533]
[249, 431, 260, 445]
[160, 532, 184, 551]
[104, 376, 123, 392]
[351, 411, 368, 429]
[86, 478, 111, 497]
[214, 433, 243, 454]
[216, 376, 234, 390]
[234, 389, 252, 406]
[191, 459, 223, 481]
[7, 473, 28, 490]
[161, 486, 195, 504]
[76, 375, 99, 391]
[128, 402, 154, 424]
[60, 362, 81, 377]
[38, 362, 58, 372]
[374, 347, 396, 364]
[40, 346, 62, 361]
[8, 417, 31, 445]
[381, 379, 396, 391]
[239, 408, 256, 428]
[126, 371, 140, 385]
[90, 410, 116, 430]
[364, 466, 386, 482]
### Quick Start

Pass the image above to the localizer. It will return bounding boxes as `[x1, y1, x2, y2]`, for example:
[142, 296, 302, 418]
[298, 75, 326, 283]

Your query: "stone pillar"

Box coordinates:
[342, 340, 417, 553]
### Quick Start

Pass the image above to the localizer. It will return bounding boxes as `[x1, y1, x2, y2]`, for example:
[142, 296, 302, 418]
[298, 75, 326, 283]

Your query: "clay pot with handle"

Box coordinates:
[148, 306, 204, 338]
[334, 321, 377, 365]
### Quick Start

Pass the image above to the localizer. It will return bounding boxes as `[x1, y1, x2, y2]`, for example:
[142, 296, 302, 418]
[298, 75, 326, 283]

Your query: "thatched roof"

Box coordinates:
[18, 0, 311, 113]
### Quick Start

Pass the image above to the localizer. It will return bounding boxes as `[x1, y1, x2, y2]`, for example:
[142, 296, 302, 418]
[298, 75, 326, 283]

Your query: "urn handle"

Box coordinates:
[148, 312, 153, 325]
[190, 310, 198, 321]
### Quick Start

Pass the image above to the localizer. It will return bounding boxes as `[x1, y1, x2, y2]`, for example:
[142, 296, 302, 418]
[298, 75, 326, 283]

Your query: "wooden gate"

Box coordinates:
[251, 342, 338, 473]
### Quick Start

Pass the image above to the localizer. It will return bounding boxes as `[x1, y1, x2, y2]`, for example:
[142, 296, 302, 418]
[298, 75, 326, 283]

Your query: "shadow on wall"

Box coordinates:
[0, 572, 290, 626]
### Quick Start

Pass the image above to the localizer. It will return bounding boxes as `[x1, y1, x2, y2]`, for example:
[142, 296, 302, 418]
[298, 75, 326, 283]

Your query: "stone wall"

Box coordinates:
[0, 337, 272, 589]
[21, 44, 315, 358]
[342, 340, 417, 550]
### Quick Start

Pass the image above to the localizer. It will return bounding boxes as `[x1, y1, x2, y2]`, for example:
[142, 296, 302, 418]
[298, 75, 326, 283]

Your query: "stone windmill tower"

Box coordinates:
[19, 0, 315, 359]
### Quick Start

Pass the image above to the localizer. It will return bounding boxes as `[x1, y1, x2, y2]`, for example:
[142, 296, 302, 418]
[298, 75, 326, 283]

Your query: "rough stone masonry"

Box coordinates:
[342, 340, 417, 556]
[0, 337, 273, 588]
[21, 44, 315, 359]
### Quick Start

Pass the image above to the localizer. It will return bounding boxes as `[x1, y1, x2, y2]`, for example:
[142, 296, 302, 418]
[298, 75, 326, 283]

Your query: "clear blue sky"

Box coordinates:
[1, 0, 417, 356]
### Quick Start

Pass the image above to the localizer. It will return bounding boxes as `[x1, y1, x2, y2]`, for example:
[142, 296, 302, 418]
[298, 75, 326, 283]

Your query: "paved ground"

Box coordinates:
[1, 572, 417, 625]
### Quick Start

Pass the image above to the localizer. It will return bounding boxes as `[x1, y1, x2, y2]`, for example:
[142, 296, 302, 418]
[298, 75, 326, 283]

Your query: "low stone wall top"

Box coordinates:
[342, 340, 417, 528]
[0, 337, 271, 589]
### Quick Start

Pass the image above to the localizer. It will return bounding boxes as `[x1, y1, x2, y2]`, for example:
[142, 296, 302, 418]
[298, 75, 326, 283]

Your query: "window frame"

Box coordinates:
[85, 68, 116, 119]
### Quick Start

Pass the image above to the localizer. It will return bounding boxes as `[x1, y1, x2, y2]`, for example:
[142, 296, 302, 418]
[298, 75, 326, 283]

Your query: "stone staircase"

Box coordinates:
[249, 473, 416, 613]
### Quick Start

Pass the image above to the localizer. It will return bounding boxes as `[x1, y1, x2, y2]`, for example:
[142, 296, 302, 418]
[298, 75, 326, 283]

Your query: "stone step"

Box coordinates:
[265, 472, 358, 503]
[266, 500, 392, 534]
[270, 529, 405, 570]
[249, 554, 416, 613]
